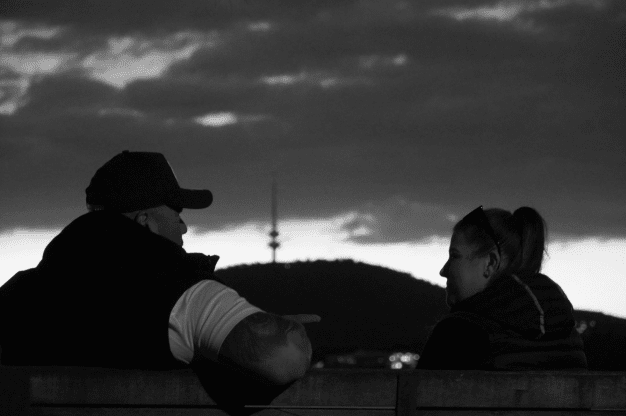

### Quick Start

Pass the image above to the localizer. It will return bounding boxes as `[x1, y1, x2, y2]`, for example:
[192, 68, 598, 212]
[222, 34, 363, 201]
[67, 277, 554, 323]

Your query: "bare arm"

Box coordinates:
[217, 312, 313, 385]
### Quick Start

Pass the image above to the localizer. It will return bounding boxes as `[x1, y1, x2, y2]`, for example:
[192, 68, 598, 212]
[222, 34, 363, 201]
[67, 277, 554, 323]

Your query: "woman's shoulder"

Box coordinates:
[418, 313, 491, 369]
[441, 311, 502, 334]
[426, 312, 493, 348]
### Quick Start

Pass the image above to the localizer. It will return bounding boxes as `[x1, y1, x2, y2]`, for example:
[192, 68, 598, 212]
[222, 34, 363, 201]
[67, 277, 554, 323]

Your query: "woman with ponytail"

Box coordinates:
[418, 206, 587, 370]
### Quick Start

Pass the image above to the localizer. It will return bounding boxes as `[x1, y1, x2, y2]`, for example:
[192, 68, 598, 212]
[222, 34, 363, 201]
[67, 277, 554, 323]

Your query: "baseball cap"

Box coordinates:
[85, 151, 213, 212]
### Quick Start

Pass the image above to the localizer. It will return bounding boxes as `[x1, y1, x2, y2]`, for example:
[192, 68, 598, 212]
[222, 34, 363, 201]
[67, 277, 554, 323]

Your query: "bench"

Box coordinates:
[2, 366, 625, 415]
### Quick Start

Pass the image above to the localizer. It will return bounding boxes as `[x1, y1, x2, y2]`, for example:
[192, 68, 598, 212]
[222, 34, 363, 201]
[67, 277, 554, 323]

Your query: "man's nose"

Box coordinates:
[439, 262, 448, 278]
[180, 219, 188, 235]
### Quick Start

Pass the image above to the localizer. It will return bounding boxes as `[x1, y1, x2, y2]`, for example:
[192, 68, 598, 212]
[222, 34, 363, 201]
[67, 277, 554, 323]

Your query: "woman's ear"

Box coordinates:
[133, 211, 148, 226]
[484, 250, 500, 279]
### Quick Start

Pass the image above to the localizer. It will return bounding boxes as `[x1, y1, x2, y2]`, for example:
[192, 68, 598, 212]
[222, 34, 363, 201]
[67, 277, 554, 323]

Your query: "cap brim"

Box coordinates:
[167, 188, 213, 210]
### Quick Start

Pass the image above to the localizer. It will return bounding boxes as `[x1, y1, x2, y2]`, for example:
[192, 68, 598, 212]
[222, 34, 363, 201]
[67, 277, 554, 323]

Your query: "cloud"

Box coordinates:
[195, 111, 239, 127]
[13, 73, 118, 116]
[0, 0, 624, 241]
[120, 76, 269, 118]
[1, 20, 65, 49]
[339, 196, 458, 243]
[430, 0, 610, 27]
[81, 34, 210, 88]
[0, 0, 362, 34]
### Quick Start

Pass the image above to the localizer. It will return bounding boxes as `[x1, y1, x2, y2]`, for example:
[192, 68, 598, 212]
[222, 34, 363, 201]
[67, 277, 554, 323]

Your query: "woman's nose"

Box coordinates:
[180, 219, 188, 235]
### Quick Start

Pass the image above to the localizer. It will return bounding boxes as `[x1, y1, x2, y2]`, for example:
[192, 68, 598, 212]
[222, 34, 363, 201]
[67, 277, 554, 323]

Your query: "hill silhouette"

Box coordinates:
[215, 259, 448, 361]
[572, 310, 626, 370]
[215, 260, 626, 370]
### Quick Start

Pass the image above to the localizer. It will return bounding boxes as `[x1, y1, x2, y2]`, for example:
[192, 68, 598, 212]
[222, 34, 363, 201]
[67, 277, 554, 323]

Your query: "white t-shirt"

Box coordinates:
[168, 279, 262, 364]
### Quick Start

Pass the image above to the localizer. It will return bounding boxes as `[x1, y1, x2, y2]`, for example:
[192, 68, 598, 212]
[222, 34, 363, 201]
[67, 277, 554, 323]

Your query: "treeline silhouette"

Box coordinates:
[215, 260, 626, 370]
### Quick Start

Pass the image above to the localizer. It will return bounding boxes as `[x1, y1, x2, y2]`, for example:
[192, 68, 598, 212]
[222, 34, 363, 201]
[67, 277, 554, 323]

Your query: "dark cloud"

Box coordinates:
[0, 0, 359, 34]
[340, 197, 458, 243]
[121, 78, 269, 118]
[165, 14, 545, 80]
[4, 0, 615, 37]
[0, 68, 24, 109]
[10, 30, 107, 55]
[1, 0, 625, 243]
[16, 73, 117, 116]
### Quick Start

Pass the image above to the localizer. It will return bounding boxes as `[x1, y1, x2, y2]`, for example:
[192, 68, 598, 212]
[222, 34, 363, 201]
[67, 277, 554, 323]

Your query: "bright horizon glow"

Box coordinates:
[1, 218, 625, 319]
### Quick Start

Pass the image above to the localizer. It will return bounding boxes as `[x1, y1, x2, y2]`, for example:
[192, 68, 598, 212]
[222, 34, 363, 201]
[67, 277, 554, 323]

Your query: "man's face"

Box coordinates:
[145, 205, 188, 246]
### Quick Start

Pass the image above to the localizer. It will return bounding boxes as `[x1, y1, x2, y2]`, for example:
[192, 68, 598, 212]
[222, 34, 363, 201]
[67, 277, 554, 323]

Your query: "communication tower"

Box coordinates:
[268, 177, 280, 263]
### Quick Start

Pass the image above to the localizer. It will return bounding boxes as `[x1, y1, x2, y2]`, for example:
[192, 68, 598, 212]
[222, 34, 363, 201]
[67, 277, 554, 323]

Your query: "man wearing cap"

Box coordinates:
[0, 151, 318, 385]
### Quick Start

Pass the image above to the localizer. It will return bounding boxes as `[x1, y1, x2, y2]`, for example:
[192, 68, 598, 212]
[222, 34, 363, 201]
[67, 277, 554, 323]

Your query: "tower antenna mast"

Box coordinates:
[268, 176, 280, 263]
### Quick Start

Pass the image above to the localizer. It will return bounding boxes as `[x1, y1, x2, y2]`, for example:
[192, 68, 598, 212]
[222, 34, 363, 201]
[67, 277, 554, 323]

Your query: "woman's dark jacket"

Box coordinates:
[0, 211, 219, 369]
[418, 271, 588, 370]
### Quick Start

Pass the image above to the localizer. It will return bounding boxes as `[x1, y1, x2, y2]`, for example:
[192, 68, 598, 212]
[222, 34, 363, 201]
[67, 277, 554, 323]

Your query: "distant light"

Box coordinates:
[391, 362, 403, 370]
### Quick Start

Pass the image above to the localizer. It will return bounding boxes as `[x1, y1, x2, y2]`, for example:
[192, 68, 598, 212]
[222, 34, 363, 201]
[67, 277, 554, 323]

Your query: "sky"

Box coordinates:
[1, 0, 625, 317]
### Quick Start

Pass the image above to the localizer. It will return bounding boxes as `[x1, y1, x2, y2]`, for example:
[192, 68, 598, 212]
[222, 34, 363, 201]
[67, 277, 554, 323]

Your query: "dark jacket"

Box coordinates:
[0, 211, 219, 369]
[418, 271, 587, 370]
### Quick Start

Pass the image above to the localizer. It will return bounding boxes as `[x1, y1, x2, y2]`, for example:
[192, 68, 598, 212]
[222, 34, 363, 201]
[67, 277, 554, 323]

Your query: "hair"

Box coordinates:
[453, 206, 547, 275]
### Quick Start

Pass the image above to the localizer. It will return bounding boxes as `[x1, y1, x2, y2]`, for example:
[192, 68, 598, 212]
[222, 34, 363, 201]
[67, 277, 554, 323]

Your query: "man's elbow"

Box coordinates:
[261, 343, 312, 385]
[216, 312, 314, 385]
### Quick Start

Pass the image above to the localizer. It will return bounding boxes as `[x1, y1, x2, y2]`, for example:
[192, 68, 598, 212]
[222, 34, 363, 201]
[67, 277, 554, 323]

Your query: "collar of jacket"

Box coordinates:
[450, 271, 576, 339]
[38, 211, 221, 283]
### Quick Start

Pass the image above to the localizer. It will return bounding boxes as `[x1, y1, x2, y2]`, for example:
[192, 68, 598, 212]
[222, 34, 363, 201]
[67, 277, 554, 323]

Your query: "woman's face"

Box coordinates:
[440, 231, 490, 307]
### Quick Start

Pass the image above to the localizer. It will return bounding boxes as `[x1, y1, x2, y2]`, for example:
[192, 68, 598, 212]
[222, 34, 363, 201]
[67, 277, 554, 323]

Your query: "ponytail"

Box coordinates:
[512, 207, 547, 274]
[455, 206, 548, 276]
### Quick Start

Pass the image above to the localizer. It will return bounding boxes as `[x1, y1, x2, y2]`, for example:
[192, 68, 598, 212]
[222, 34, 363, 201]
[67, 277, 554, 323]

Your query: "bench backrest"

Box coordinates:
[2, 367, 625, 415]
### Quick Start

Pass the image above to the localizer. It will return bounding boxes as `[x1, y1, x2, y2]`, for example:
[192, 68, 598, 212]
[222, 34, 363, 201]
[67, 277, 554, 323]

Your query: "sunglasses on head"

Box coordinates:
[462, 205, 501, 258]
